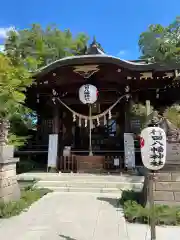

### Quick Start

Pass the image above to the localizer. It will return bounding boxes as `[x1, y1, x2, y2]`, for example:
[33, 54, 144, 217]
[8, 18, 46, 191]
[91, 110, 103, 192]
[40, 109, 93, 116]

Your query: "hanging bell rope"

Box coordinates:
[57, 94, 129, 121]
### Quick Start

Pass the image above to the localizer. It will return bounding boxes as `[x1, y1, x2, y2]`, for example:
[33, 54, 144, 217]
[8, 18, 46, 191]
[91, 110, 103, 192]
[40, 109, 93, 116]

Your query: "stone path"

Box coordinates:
[0, 192, 180, 240]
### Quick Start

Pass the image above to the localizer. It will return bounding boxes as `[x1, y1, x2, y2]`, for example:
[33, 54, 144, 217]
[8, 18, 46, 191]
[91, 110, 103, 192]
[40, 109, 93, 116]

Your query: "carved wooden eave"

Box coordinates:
[73, 65, 99, 78]
[165, 72, 174, 78]
[140, 72, 153, 80]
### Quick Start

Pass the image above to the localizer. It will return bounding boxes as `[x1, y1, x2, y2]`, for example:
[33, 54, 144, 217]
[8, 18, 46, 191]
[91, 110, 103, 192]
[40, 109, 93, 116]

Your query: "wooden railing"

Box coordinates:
[58, 150, 126, 173]
[104, 155, 124, 171]
[58, 155, 77, 173]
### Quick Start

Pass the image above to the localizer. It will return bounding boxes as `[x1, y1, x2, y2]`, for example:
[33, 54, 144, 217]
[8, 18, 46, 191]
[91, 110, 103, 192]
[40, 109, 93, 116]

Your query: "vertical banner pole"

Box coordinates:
[89, 104, 93, 156]
[145, 100, 156, 239]
[149, 171, 156, 240]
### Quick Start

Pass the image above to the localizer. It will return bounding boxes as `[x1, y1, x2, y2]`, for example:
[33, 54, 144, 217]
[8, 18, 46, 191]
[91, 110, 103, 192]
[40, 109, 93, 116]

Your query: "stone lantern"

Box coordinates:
[0, 119, 20, 203]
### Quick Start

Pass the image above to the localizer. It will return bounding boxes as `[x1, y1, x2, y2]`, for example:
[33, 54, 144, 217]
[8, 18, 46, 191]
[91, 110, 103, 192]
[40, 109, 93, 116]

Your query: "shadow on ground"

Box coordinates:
[97, 197, 121, 208]
[59, 234, 77, 240]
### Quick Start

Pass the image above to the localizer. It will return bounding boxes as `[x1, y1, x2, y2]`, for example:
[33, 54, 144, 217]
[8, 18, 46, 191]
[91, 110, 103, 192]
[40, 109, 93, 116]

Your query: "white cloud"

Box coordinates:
[0, 26, 16, 39]
[118, 50, 127, 56]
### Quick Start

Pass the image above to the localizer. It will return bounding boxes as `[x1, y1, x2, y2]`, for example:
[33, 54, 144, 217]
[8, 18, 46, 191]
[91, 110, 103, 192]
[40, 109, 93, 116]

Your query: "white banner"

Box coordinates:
[47, 134, 58, 168]
[124, 133, 135, 169]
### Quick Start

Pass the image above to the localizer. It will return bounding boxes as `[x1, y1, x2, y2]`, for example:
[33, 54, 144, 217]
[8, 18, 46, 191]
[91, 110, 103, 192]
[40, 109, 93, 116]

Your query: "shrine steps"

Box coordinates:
[18, 172, 144, 194]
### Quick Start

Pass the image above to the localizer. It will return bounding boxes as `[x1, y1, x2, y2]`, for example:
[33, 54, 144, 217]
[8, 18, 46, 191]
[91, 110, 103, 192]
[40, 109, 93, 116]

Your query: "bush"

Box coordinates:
[120, 190, 180, 226]
[0, 188, 52, 218]
[16, 159, 39, 174]
[119, 190, 142, 205]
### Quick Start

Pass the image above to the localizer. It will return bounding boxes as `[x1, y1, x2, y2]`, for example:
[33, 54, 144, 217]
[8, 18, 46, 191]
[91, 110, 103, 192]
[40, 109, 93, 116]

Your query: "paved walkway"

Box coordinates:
[0, 192, 180, 240]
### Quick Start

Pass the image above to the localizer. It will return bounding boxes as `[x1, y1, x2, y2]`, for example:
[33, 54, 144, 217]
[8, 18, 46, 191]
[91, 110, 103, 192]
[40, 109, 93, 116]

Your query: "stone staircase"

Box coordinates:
[17, 172, 144, 194]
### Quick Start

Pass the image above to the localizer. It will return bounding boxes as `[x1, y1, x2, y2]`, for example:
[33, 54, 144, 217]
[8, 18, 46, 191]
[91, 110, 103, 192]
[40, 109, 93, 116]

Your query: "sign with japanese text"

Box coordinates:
[140, 127, 166, 170]
[124, 133, 135, 169]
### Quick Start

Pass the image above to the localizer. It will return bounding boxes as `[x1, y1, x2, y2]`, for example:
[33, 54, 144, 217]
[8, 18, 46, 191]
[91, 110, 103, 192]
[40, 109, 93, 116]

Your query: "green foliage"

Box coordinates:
[7, 134, 29, 147]
[139, 16, 180, 62]
[0, 50, 37, 147]
[5, 24, 89, 68]
[0, 54, 34, 120]
[119, 189, 141, 205]
[120, 190, 180, 225]
[0, 188, 52, 218]
[2, 24, 89, 146]
[130, 103, 154, 131]
[164, 105, 180, 128]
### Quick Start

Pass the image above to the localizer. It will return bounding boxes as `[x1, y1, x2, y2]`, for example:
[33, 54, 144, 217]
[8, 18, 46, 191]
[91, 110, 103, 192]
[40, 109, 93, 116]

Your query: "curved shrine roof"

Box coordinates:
[33, 54, 180, 78]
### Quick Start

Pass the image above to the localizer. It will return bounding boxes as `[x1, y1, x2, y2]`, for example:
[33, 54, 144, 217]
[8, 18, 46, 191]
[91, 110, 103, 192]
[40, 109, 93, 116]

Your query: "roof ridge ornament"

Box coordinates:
[85, 37, 105, 55]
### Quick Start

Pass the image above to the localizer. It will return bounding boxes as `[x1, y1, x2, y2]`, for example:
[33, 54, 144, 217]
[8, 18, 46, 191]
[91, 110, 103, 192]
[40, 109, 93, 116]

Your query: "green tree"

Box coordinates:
[138, 16, 180, 63]
[0, 53, 35, 146]
[5, 24, 89, 67]
[3, 24, 89, 145]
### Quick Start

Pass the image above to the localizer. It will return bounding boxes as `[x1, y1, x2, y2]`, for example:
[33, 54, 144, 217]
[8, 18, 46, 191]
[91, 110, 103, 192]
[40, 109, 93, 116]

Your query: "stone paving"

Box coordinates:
[0, 192, 180, 240]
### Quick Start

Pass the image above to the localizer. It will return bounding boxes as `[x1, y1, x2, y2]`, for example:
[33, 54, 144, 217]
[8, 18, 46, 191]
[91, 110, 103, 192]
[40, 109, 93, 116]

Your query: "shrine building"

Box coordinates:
[22, 40, 180, 173]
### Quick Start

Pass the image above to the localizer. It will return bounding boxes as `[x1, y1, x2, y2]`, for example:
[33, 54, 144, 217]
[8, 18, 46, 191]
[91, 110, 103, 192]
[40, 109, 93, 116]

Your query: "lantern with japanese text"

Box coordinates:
[140, 127, 166, 170]
[79, 84, 98, 104]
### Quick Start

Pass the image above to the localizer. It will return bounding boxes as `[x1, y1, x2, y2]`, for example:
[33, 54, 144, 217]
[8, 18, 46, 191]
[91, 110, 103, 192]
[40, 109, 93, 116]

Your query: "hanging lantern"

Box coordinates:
[140, 127, 166, 170]
[79, 84, 98, 104]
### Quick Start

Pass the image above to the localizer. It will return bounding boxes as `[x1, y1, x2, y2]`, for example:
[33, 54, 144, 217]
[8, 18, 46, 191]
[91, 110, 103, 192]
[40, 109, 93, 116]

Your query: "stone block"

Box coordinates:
[155, 172, 172, 181]
[155, 182, 180, 191]
[0, 184, 20, 202]
[154, 201, 180, 206]
[0, 163, 16, 172]
[0, 145, 20, 203]
[171, 173, 180, 181]
[174, 192, 180, 201]
[0, 145, 15, 162]
[153, 191, 174, 201]
[0, 169, 16, 180]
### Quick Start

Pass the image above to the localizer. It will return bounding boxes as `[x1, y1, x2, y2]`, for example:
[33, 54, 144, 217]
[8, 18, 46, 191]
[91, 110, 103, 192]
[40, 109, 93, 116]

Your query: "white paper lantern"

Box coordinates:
[79, 84, 98, 104]
[140, 127, 166, 170]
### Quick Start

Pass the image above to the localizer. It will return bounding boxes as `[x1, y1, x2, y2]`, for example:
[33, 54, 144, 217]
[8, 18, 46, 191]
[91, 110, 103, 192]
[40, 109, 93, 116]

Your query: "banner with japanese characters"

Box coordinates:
[140, 127, 166, 170]
[124, 133, 135, 169]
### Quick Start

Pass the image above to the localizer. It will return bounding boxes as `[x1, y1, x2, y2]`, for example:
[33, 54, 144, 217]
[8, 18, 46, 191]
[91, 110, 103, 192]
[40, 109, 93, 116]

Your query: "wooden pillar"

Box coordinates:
[52, 106, 59, 134]
[124, 99, 132, 132]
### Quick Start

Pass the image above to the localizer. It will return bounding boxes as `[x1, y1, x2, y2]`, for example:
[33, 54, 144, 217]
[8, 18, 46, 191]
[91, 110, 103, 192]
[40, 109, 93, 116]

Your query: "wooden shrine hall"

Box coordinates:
[24, 40, 180, 173]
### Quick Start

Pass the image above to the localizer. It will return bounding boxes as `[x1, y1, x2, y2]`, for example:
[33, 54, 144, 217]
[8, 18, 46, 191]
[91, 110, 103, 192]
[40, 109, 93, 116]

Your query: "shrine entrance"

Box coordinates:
[23, 40, 180, 173]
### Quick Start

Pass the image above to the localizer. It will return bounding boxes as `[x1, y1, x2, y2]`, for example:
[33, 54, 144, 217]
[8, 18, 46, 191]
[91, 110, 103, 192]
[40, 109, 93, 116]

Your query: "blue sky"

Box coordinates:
[0, 0, 180, 59]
